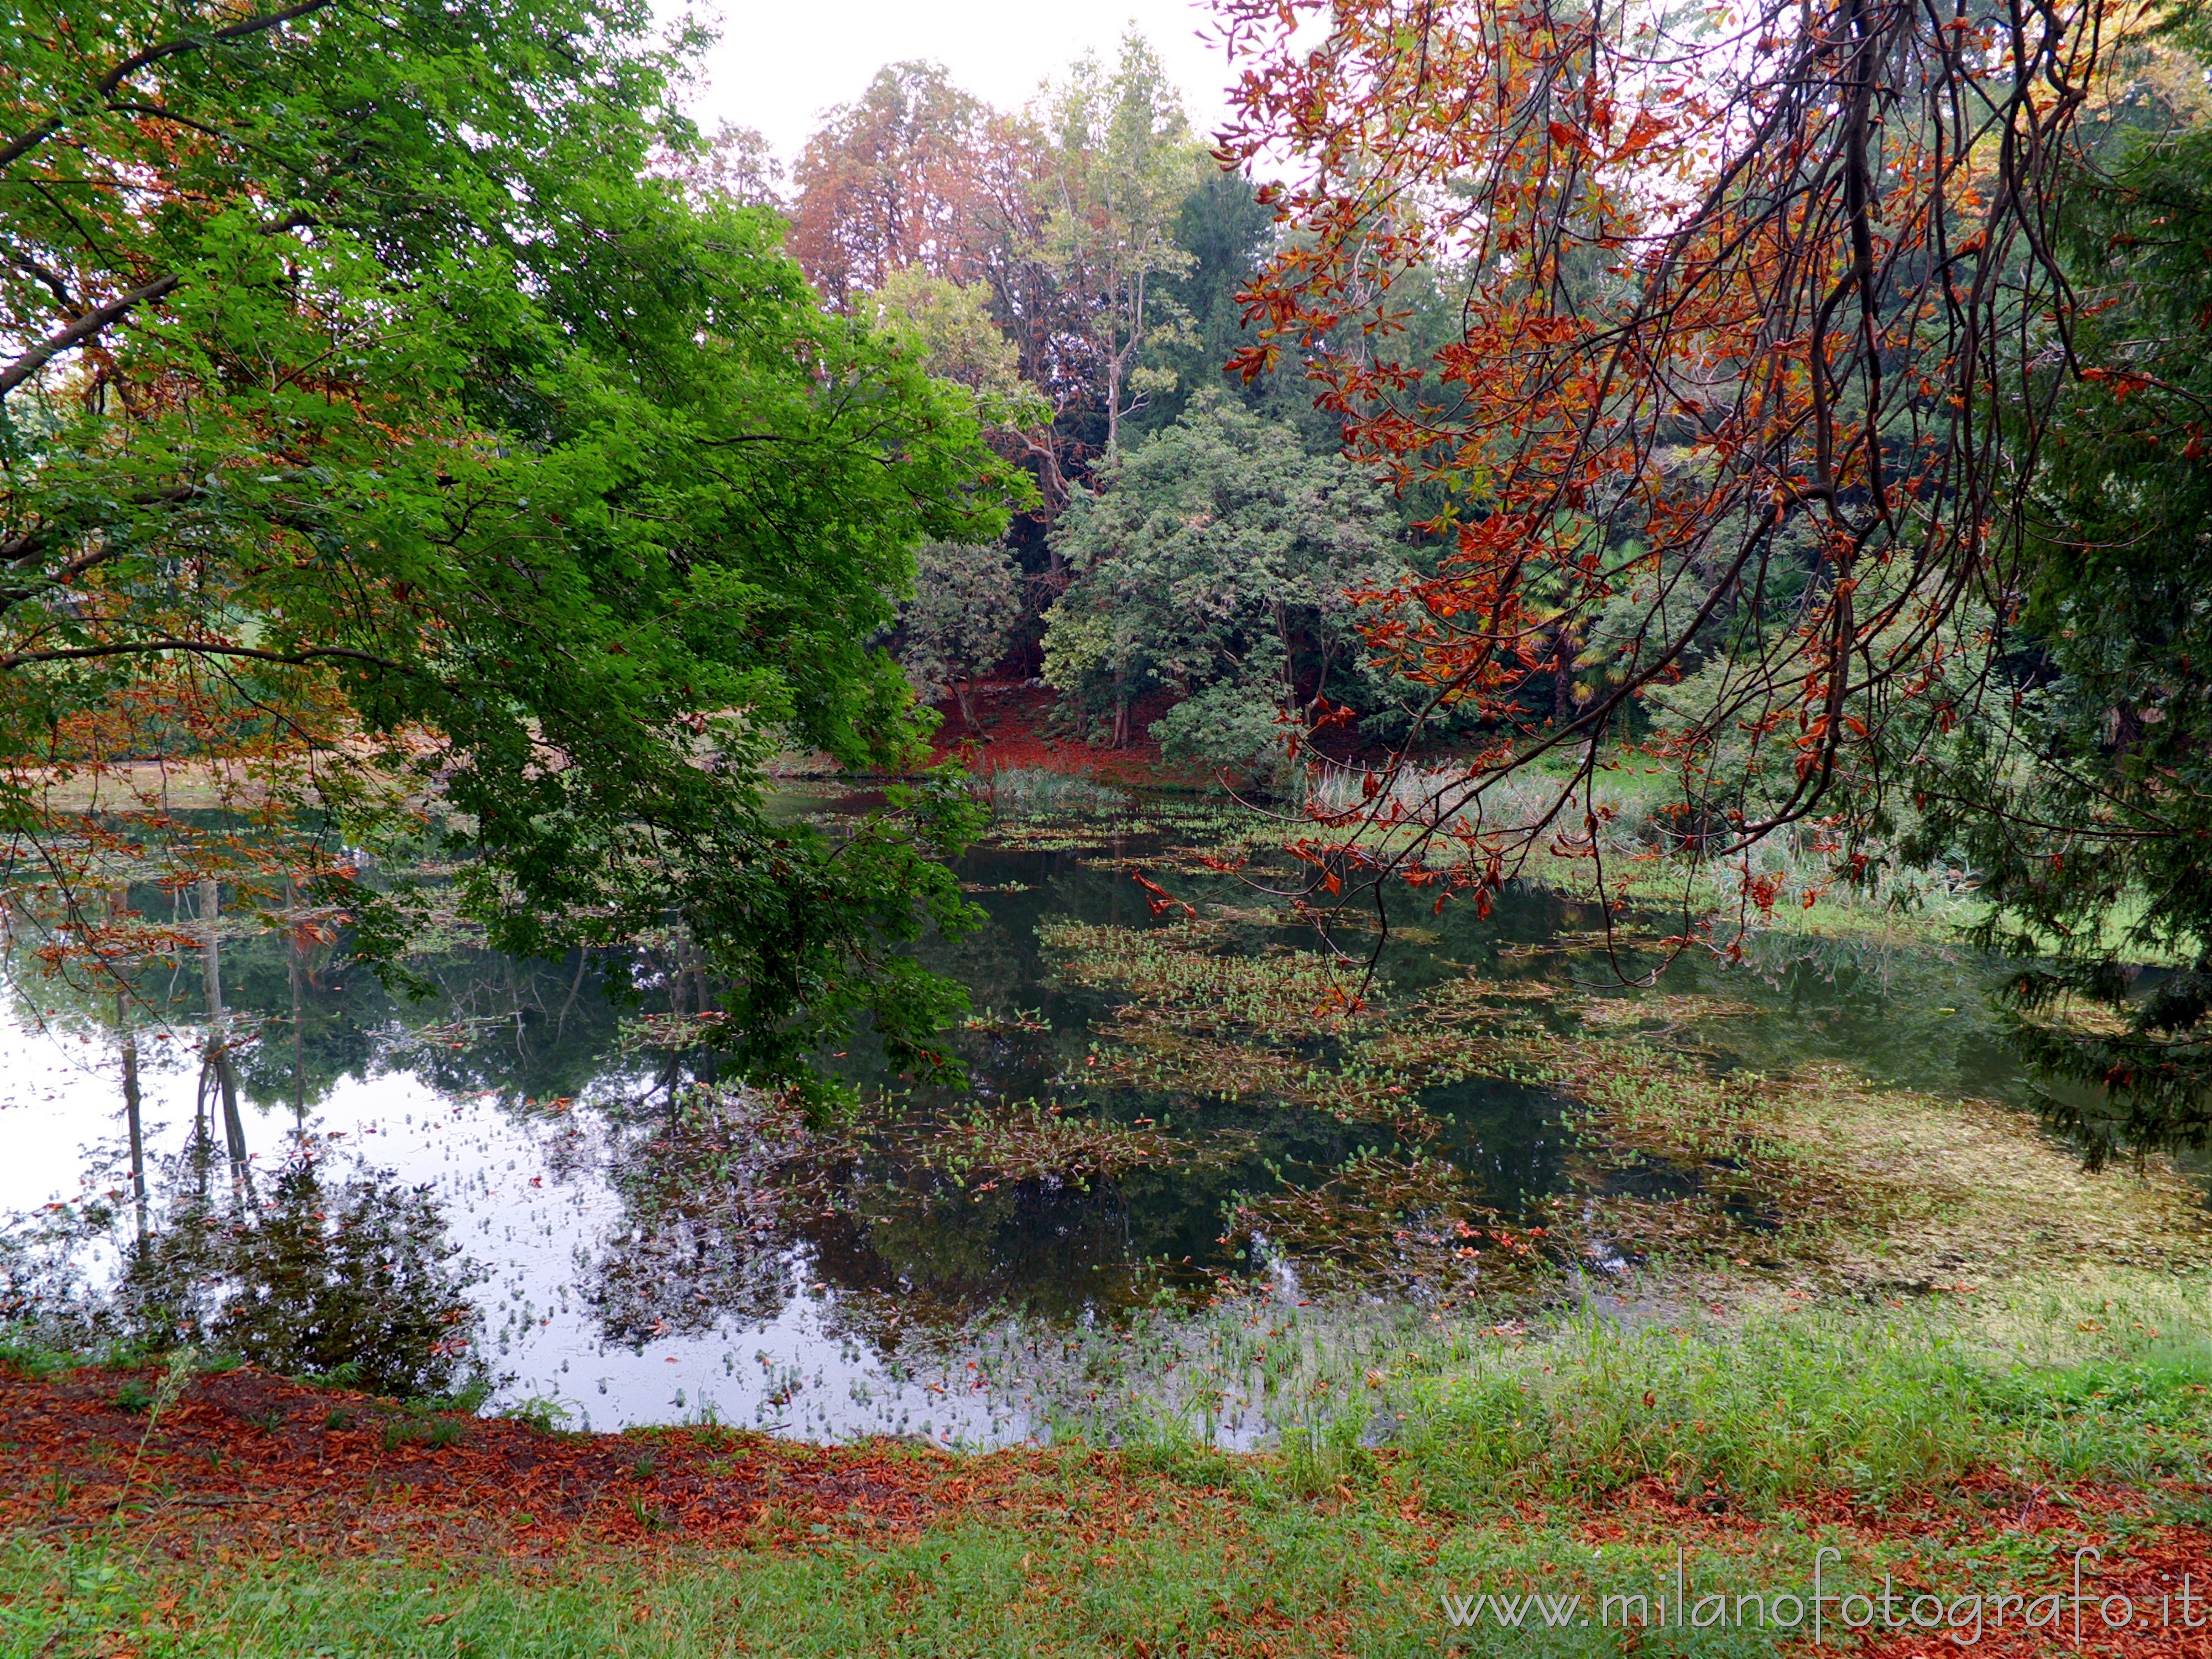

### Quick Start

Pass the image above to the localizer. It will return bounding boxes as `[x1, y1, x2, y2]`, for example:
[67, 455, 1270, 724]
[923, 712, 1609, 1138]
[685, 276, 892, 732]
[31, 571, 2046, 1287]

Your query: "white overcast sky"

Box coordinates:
[679, 0, 1245, 166]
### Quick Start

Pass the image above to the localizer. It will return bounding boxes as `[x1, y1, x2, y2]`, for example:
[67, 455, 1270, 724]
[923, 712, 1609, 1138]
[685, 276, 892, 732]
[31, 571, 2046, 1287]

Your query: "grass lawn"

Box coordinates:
[6, 1277, 2211, 1657]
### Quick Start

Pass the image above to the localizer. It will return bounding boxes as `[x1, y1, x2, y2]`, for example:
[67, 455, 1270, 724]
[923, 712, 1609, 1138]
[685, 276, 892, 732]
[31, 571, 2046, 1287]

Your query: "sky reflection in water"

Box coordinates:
[0, 807, 2029, 1444]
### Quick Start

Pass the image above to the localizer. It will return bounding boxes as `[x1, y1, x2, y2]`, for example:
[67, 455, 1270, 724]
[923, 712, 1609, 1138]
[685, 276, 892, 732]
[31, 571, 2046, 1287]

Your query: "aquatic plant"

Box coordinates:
[958, 1006, 1052, 1036]
[1068, 1021, 1409, 1118]
[886, 1101, 1230, 1193]
[1039, 919, 1369, 1037]
[1229, 1150, 1551, 1300]
[971, 768, 1135, 819]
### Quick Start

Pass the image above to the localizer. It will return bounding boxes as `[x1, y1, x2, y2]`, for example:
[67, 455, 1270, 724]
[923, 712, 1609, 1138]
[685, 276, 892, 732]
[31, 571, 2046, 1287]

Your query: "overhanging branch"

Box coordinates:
[0, 275, 181, 400]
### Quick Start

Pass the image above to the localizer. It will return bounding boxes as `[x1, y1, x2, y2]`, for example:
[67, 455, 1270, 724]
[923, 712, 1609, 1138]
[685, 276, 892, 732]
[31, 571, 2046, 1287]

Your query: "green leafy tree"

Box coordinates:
[0, 0, 1019, 1107]
[1132, 171, 1349, 456]
[1037, 33, 1211, 451]
[1042, 397, 1403, 778]
[654, 121, 787, 210]
[894, 539, 1025, 731]
[870, 267, 1059, 515]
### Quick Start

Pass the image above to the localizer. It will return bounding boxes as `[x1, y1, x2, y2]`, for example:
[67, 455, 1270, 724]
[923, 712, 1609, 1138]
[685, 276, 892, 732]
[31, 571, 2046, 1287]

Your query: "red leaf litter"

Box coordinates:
[0, 1363, 1149, 1561]
[7, 1359, 2208, 1659]
[922, 682, 1208, 787]
[1855, 1525, 2212, 1658]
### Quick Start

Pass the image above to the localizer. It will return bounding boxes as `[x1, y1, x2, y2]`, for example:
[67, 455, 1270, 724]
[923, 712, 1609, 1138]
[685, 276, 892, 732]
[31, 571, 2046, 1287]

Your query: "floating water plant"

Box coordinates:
[958, 1006, 1052, 1036]
[1039, 919, 1371, 1038]
[882, 1101, 1243, 1193]
[1229, 1150, 1553, 1300]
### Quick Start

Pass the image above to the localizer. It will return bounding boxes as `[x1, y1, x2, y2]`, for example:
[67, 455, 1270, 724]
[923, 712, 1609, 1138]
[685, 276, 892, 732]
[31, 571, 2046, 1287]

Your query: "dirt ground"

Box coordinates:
[921, 681, 1213, 787]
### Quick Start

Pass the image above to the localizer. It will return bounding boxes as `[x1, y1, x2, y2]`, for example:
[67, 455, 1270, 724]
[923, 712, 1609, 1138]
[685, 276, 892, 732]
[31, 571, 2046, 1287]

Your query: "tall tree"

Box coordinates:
[1037, 33, 1211, 451]
[1044, 395, 1402, 761]
[790, 66, 1097, 535]
[1908, 51, 2212, 1160]
[894, 539, 1025, 732]
[787, 62, 998, 307]
[1124, 171, 1283, 442]
[869, 268, 1055, 496]
[0, 0, 1019, 1106]
[655, 121, 787, 210]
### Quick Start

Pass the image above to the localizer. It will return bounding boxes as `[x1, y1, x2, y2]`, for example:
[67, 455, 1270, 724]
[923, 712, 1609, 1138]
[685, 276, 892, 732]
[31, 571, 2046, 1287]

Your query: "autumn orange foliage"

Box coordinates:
[1213, 0, 2140, 934]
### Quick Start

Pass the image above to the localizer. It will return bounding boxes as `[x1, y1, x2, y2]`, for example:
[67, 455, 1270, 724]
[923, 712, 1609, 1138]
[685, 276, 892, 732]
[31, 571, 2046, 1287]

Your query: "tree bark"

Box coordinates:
[120, 988, 145, 1240]
[109, 889, 147, 1239]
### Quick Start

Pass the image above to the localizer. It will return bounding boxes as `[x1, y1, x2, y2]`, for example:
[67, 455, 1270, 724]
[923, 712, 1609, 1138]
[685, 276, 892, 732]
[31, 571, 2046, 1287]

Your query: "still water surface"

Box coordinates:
[0, 801, 2026, 1444]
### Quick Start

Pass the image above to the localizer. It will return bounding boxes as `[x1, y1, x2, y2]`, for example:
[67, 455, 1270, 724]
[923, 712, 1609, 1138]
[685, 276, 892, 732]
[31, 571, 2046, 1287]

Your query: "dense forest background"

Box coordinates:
[9, 0, 2212, 1155]
[718, 38, 1437, 781]
[743, 18, 2212, 1160]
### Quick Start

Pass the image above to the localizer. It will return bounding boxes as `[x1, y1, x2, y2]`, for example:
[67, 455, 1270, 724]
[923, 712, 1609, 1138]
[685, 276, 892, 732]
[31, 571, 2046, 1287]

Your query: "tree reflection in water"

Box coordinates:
[117, 1138, 486, 1399]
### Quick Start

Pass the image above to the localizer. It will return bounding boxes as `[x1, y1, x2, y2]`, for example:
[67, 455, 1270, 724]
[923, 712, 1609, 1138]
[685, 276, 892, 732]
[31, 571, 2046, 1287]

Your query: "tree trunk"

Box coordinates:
[119, 986, 145, 1241]
[108, 890, 147, 1240]
[663, 933, 689, 1117]
[1553, 624, 1575, 723]
[686, 931, 714, 1015]
[1310, 637, 1339, 719]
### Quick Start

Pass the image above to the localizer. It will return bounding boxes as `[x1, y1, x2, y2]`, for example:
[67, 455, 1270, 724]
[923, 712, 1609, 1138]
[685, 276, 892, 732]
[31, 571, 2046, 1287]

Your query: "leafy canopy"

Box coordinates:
[1910, 71, 2212, 1160]
[893, 539, 1026, 732]
[1044, 395, 1404, 776]
[0, 0, 1020, 1099]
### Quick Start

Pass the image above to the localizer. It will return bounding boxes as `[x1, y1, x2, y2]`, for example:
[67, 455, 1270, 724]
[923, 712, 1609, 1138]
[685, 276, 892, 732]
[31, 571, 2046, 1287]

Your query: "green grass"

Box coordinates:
[1385, 1306, 2212, 1512]
[6, 1284, 2209, 1656]
[1066, 1274, 2212, 1504]
[0, 1522, 1936, 1658]
[972, 766, 1134, 819]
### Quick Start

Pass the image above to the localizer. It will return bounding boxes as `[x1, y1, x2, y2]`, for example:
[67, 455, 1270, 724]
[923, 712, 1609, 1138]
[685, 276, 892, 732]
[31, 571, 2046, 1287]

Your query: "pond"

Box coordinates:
[0, 790, 2037, 1447]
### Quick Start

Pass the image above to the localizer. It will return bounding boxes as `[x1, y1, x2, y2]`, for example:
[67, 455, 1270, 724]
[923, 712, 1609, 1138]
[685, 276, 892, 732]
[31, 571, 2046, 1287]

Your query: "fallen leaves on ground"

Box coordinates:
[0, 1363, 1166, 1562]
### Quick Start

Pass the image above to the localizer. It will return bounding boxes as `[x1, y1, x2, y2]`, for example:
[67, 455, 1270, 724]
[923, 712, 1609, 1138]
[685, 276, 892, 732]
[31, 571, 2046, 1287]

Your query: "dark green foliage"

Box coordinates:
[1042, 396, 1405, 779]
[1131, 176, 1278, 435]
[1, 0, 1018, 1099]
[1910, 84, 2212, 1161]
[1130, 170, 1364, 459]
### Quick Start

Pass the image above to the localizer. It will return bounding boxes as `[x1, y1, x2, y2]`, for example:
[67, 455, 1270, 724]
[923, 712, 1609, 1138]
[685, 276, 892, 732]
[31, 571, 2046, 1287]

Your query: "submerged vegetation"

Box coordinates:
[1023, 877, 2212, 1317]
[12, 796, 2205, 1420]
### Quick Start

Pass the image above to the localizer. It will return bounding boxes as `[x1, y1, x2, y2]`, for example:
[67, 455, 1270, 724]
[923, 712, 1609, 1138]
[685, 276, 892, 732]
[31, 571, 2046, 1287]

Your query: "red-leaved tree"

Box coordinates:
[1214, 0, 2139, 955]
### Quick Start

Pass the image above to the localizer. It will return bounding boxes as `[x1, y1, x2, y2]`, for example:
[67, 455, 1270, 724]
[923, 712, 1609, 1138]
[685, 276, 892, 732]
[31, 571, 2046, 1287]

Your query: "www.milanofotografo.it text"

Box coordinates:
[1439, 1546, 2206, 1645]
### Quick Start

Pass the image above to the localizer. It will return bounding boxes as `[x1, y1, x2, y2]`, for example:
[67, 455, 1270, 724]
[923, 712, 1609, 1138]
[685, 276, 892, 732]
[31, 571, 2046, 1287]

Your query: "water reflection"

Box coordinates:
[0, 805, 2033, 1439]
[115, 1139, 483, 1400]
